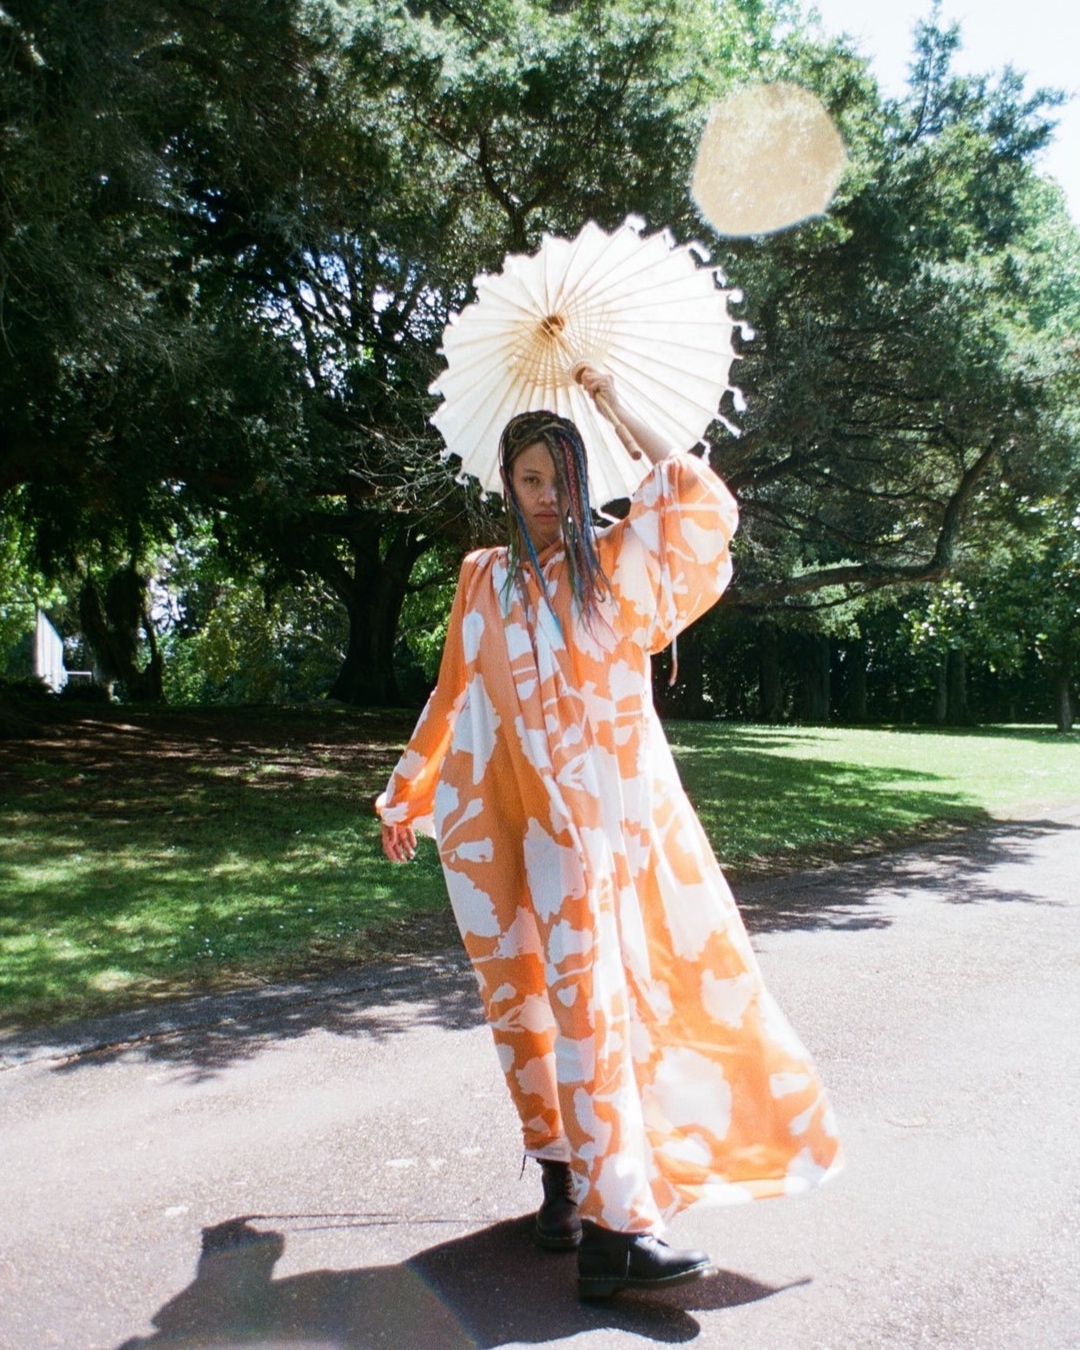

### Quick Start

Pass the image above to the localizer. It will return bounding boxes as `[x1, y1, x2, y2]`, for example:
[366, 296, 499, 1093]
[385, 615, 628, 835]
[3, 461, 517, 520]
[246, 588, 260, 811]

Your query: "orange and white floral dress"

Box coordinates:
[378, 453, 842, 1233]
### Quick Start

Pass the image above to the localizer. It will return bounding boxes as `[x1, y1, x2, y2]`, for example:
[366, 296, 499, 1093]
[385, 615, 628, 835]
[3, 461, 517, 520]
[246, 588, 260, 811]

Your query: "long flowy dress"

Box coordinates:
[378, 453, 842, 1233]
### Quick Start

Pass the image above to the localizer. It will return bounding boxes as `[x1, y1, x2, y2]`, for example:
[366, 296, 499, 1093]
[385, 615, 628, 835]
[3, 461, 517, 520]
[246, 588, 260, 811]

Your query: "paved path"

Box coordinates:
[2, 806, 1078, 1350]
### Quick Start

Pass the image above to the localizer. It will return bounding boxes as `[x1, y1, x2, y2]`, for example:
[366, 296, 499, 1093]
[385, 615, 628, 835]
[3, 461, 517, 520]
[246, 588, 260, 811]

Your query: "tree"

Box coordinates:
[0, 0, 350, 701]
[5, 0, 1076, 714]
[170, 0, 798, 702]
[715, 14, 1071, 603]
[969, 500, 1080, 732]
[661, 11, 1078, 720]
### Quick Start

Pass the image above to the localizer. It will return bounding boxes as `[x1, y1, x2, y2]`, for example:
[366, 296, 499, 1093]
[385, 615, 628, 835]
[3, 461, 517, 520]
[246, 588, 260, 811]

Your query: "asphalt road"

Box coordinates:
[2, 804, 1078, 1350]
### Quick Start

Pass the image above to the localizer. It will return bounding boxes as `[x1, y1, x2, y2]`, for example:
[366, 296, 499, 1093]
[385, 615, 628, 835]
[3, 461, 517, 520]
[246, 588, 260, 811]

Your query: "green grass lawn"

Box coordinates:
[667, 722, 1080, 871]
[1, 707, 1076, 1028]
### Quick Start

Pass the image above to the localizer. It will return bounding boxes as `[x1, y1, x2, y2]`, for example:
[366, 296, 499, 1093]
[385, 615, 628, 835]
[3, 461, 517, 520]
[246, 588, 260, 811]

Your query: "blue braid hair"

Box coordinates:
[498, 410, 611, 623]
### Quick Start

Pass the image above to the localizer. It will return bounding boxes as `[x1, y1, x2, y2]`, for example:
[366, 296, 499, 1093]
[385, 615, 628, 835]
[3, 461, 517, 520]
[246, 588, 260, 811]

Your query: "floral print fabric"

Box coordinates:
[379, 454, 842, 1231]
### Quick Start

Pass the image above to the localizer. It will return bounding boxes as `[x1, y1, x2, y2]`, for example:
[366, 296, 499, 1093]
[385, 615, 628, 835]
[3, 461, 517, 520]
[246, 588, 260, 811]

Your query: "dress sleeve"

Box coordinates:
[375, 553, 478, 836]
[597, 453, 739, 654]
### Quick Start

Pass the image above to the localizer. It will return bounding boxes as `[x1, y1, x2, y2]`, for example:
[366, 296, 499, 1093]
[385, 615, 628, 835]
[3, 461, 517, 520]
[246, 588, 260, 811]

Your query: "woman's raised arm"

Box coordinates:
[575, 366, 671, 465]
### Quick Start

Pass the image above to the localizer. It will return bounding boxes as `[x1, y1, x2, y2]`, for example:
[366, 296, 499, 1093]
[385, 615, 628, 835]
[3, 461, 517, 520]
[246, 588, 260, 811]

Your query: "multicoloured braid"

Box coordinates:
[498, 410, 611, 625]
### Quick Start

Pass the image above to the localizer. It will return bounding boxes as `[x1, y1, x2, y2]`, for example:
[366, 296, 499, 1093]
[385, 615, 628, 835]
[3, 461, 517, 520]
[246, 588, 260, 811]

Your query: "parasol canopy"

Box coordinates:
[692, 82, 847, 237]
[429, 216, 739, 506]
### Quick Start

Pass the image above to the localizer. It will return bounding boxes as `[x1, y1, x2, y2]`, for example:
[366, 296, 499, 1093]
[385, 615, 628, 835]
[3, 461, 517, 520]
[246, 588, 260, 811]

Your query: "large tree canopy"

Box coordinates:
[2, 0, 1078, 715]
[715, 17, 1074, 605]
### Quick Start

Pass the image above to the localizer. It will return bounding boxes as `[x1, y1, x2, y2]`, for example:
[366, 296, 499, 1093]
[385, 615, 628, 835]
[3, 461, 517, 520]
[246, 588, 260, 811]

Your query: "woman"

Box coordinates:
[378, 369, 841, 1298]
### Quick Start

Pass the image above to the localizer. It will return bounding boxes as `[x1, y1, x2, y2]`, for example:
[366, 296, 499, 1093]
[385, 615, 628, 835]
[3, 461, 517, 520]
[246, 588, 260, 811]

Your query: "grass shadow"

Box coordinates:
[669, 733, 992, 878]
[867, 723, 1077, 745]
[0, 706, 448, 1026]
[3, 811, 1073, 1077]
[0, 951, 484, 1077]
[3, 709, 1076, 1028]
[734, 816, 1076, 933]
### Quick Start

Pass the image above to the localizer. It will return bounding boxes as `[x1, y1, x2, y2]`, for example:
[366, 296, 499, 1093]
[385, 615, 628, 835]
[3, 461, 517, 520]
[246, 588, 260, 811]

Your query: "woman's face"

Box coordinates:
[509, 441, 566, 551]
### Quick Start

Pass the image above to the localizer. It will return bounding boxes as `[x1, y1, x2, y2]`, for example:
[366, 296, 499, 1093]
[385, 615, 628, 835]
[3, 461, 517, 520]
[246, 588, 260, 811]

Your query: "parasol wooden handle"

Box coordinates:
[572, 367, 643, 461]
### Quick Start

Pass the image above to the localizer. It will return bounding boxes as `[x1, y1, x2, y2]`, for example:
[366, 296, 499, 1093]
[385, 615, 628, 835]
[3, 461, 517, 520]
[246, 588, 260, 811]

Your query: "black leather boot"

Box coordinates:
[533, 1160, 582, 1251]
[577, 1220, 714, 1298]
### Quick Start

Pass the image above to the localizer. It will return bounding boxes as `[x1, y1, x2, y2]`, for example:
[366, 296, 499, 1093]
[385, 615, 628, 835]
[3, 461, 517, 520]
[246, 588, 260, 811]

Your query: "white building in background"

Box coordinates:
[33, 610, 67, 692]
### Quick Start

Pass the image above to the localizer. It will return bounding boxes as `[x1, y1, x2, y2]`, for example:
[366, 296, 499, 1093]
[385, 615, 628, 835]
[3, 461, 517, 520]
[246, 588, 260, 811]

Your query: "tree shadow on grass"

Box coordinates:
[4, 814, 1075, 1078]
[0, 952, 485, 1077]
[114, 1216, 797, 1349]
[734, 816, 1077, 934]
[8, 708, 1069, 1033]
[0, 706, 449, 1030]
[671, 740, 993, 871]
[865, 723, 1077, 745]
[669, 721, 1076, 748]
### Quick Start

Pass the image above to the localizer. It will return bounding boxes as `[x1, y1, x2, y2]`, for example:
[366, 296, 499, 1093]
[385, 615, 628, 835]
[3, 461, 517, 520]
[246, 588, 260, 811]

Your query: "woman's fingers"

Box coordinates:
[574, 366, 640, 457]
[381, 822, 417, 863]
[574, 364, 614, 400]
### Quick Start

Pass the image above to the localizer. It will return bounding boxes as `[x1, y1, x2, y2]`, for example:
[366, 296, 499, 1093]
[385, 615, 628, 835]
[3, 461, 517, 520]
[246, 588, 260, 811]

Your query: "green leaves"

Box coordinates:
[3, 0, 1077, 710]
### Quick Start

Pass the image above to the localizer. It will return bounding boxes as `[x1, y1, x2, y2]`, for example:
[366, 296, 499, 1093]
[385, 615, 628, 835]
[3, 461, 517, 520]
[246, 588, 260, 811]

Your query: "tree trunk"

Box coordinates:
[327, 519, 432, 706]
[757, 622, 783, 722]
[655, 625, 707, 719]
[933, 655, 948, 724]
[800, 634, 831, 723]
[946, 647, 968, 724]
[78, 566, 164, 702]
[846, 638, 868, 721]
[1053, 670, 1074, 733]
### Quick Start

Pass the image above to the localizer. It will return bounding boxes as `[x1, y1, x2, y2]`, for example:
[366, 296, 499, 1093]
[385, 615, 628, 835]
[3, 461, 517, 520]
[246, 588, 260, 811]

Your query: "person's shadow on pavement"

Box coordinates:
[115, 1216, 801, 1348]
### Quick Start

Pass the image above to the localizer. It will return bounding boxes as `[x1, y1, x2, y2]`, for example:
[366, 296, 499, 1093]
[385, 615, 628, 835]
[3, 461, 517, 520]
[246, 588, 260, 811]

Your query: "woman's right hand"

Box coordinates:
[381, 821, 417, 863]
[575, 363, 668, 464]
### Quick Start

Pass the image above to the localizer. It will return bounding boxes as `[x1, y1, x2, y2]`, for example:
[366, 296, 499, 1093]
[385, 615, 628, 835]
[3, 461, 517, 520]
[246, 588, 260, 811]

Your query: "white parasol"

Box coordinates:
[429, 216, 739, 506]
[692, 82, 847, 237]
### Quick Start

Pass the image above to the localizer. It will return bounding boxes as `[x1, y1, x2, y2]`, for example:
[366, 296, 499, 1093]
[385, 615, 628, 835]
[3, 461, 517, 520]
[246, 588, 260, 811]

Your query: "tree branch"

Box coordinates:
[729, 440, 1002, 606]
